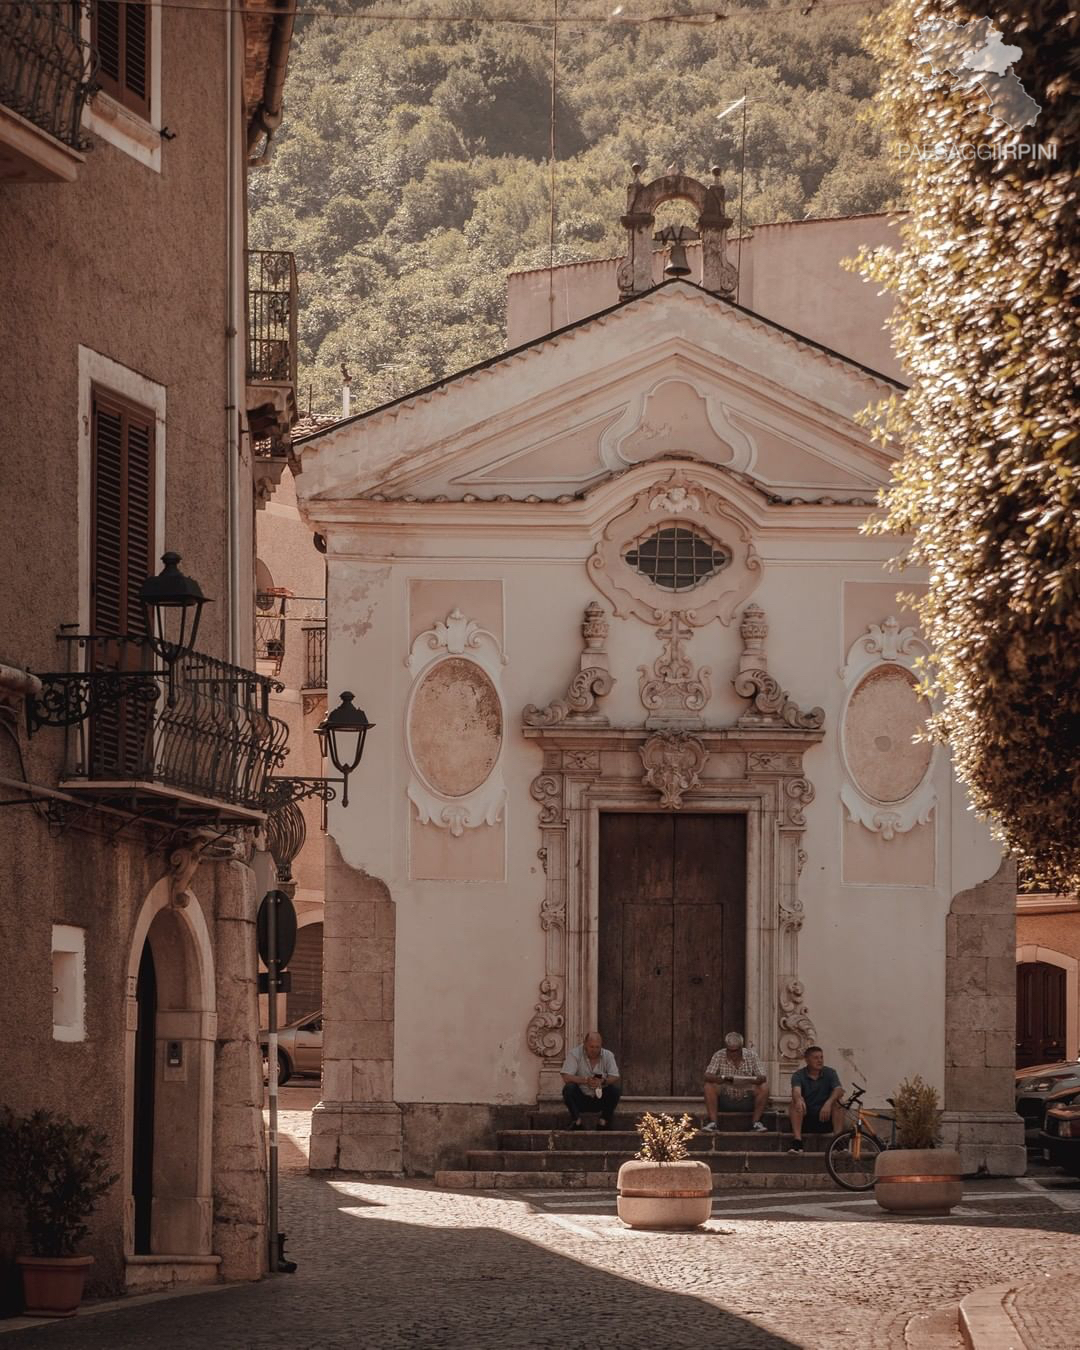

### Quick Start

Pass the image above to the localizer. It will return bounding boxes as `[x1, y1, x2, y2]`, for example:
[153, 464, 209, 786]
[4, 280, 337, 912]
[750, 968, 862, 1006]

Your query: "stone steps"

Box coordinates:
[466, 1148, 825, 1174]
[496, 1129, 825, 1154]
[436, 1107, 833, 1190]
[434, 1169, 831, 1190]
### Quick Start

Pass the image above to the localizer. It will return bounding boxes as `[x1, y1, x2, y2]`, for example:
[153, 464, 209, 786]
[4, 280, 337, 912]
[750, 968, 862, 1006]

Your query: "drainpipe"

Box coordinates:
[225, 0, 240, 662]
[247, 1, 297, 167]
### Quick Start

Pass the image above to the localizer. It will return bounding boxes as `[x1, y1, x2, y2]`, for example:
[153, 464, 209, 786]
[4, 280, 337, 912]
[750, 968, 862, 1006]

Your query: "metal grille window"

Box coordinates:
[623, 526, 731, 592]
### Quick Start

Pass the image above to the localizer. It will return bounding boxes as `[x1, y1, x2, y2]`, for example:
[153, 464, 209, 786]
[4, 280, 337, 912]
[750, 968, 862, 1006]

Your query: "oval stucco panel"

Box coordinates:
[410, 657, 502, 798]
[844, 665, 932, 804]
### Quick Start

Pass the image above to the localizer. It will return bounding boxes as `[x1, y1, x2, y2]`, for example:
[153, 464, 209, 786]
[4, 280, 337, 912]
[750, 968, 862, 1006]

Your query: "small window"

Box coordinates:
[52, 925, 86, 1042]
[92, 1, 152, 120]
[623, 526, 731, 592]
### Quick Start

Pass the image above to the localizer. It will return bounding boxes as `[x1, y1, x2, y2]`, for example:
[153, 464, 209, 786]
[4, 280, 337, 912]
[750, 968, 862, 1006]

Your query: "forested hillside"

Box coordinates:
[249, 0, 896, 416]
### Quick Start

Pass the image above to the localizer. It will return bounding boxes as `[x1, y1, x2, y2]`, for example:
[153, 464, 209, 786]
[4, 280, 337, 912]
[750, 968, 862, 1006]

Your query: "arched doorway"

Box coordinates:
[1017, 960, 1067, 1068]
[124, 881, 216, 1262]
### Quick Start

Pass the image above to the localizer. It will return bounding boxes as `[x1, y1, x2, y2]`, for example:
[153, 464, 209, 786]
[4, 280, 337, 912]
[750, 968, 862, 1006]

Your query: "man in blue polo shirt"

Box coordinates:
[787, 1045, 843, 1152]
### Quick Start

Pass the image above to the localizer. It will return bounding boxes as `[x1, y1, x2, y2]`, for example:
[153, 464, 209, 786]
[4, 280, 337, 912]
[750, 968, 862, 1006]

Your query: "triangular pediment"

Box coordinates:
[295, 281, 900, 507]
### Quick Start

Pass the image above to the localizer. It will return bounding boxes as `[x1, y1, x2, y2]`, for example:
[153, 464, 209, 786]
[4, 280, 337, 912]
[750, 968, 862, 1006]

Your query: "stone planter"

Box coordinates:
[874, 1148, 963, 1216]
[17, 1255, 94, 1317]
[616, 1159, 712, 1229]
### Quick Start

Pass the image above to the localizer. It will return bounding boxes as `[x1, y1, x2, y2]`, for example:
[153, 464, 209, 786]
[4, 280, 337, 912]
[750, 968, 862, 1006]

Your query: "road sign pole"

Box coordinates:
[267, 889, 279, 1275]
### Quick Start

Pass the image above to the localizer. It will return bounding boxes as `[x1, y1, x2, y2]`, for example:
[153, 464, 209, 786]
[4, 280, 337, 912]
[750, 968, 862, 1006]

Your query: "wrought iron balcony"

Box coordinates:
[40, 634, 288, 822]
[303, 624, 326, 691]
[0, 1, 97, 181]
[246, 248, 298, 449]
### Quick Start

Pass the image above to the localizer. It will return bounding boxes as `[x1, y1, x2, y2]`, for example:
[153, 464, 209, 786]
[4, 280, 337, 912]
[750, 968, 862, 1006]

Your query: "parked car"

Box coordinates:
[259, 1011, 322, 1085]
[1015, 1060, 1080, 1141]
[1039, 1086, 1080, 1176]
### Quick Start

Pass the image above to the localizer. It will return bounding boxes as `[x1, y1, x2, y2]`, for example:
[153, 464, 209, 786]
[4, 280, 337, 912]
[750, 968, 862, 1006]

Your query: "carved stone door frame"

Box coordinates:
[525, 727, 822, 1100]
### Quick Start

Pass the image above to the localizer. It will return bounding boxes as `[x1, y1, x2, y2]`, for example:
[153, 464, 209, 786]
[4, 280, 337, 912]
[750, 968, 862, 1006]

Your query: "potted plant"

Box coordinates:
[0, 1108, 118, 1317]
[874, 1076, 963, 1216]
[616, 1112, 712, 1230]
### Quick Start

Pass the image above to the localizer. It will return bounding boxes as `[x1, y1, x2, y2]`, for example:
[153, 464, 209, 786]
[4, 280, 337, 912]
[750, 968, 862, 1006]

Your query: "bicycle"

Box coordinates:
[825, 1085, 897, 1191]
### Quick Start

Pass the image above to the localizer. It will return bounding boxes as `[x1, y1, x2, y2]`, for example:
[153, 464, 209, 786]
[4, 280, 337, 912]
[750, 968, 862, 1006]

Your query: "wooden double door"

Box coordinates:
[1016, 961, 1067, 1068]
[598, 812, 747, 1096]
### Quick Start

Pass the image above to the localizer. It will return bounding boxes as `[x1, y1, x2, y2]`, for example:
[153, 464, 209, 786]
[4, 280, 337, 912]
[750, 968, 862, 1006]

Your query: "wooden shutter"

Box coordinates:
[90, 386, 156, 778]
[92, 1, 152, 120]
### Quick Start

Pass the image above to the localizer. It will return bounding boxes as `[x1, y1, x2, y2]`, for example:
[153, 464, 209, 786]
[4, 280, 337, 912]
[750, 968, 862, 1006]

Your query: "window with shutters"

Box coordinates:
[90, 385, 155, 776]
[91, 1, 151, 120]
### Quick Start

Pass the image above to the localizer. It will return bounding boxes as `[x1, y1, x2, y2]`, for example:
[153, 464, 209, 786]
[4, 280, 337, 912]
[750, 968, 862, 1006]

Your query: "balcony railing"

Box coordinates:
[253, 595, 325, 678]
[50, 635, 288, 816]
[303, 624, 326, 690]
[0, 1, 97, 152]
[247, 249, 297, 389]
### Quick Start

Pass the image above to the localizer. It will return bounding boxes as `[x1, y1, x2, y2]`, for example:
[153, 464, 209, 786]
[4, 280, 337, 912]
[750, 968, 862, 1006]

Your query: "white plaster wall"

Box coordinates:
[324, 517, 999, 1109]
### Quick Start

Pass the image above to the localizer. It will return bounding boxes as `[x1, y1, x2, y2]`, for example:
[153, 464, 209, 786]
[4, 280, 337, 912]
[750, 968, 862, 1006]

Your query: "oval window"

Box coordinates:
[844, 665, 932, 803]
[410, 657, 502, 798]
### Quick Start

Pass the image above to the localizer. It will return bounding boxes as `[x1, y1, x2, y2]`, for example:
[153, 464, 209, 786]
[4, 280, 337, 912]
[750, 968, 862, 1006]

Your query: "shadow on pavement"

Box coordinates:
[7, 1176, 797, 1349]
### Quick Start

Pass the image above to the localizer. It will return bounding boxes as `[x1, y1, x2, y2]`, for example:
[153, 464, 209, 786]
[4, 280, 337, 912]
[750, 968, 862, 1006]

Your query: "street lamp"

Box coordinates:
[316, 691, 374, 808]
[139, 552, 210, 658]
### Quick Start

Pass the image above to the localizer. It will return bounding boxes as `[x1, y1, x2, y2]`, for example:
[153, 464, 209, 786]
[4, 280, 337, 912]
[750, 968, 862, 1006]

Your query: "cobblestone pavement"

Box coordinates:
[7, 1171, 1080, 1349]
[1004, 1267, 1080, 1349]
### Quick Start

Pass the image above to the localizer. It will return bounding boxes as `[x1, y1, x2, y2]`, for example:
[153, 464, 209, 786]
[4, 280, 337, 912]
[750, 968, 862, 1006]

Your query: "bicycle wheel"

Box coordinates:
[826, 1128, 883, 1191]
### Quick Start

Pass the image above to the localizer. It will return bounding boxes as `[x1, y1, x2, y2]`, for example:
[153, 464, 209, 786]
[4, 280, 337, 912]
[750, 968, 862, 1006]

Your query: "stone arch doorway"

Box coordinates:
[124, 880, 216, 1266]
[1016, 944, 1079, 1066]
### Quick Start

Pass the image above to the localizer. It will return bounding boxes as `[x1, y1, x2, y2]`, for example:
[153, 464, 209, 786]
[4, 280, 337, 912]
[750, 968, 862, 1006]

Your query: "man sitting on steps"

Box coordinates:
[787, 1045, 844, 1152]
[561, 1031, 622, 1130]
[703, 1031, 769, 1133]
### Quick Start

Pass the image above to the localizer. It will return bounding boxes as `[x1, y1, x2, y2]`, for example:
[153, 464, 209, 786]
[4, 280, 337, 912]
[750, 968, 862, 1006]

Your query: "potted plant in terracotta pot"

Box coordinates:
[0, 1108, 118, 1317]
[874, 1077, 963, 1216]
[616, 1112, 712, 1230]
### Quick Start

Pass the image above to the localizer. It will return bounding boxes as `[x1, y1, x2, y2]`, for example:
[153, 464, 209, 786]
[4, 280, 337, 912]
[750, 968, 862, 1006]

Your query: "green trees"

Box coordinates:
[250, 2, 896, 414]
[865, 0, 1080, 888]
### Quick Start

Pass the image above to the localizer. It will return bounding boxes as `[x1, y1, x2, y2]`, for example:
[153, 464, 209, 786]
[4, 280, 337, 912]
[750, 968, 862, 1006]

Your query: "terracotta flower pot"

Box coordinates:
[616, 1159, 712, 1229]
[17, 1255, 94, 1318]
[874, 1148, 963, 1216]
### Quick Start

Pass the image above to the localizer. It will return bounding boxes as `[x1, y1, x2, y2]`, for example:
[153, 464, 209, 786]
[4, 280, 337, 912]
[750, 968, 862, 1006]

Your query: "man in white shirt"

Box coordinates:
[702, 1031, 769, 1133]
[560, 1031, 622, 1130]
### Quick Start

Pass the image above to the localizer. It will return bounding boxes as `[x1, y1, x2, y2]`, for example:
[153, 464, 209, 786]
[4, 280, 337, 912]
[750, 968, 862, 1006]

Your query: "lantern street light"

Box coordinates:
[139, 552, 210, 659]
[263, 692, 375, 813]
[25, 549, 211, 731]
[316, 692, 374, 807]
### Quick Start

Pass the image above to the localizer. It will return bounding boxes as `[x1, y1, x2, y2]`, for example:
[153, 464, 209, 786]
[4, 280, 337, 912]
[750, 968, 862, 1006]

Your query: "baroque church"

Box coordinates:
[293, 170, 1023, 1179]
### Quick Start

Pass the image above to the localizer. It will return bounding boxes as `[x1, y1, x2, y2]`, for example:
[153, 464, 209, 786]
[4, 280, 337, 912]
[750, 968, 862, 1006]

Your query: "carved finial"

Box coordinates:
[523, 604, 614, 727]
[739, 602, 769, 672]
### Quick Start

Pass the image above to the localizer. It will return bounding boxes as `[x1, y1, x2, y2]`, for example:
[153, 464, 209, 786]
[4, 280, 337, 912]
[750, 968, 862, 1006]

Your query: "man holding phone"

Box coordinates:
[561, 1031, 622, 1130]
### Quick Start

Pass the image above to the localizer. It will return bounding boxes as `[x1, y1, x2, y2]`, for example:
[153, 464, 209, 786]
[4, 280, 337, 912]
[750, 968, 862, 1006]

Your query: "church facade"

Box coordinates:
[294, 174, 1024, 1178]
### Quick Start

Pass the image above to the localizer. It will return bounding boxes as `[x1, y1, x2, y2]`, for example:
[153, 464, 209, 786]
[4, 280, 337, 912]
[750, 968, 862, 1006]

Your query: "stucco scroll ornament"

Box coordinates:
[638, 611, 712, 728]
[168, 842, 206, 909]
[586, 469, 761, 627]
[523, 602, 615, 727]
[530, 772, 564, 826]
[778, 979, 818, 1060]
[526, 979, 565, 1059]
[408, 608, 507, 673]
[733, 603, 824, 730]
[639, 732, 709, 809]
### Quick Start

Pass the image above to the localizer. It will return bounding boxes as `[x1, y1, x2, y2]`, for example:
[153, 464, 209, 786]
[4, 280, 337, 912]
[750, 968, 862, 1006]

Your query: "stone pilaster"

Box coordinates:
[211, 859, 268, 1280]
[942, 857, 1025, 1175]
[309, 839, 401, 1173]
